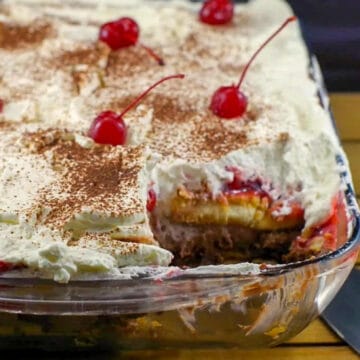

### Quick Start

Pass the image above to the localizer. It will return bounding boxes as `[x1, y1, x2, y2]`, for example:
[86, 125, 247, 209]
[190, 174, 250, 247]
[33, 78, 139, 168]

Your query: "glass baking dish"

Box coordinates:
[0, 1, 358, 348]
[0, 183, 358, 351]
[0, 90, 359, 352]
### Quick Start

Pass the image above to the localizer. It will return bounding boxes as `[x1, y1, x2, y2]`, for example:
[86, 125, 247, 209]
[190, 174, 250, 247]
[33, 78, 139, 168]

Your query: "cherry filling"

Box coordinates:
[292, 193, 347, 254]
[0, 261, 14, 273]
[225, 166, 268, 197]
[99, 17, 164, 65]
[147, 189, 157, 212]
[224, 166, 305, 223]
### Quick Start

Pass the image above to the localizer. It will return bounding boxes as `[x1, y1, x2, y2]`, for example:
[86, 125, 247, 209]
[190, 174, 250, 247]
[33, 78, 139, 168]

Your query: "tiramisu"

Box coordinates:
[0, 0, 346, 281]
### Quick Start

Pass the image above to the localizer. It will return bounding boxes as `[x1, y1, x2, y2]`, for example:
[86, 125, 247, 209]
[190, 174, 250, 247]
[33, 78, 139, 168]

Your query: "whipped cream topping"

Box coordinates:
[152, 132, 340, 227]
[0, 222, 172, 283]
[0, 0, 343, 281]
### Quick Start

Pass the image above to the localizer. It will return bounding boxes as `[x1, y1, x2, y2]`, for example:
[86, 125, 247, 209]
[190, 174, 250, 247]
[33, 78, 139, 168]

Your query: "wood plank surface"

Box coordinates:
[288, 319, 341, 344]
[342, 143, 360, 194]
[333, 94, 360, 267]
[331, 94, 360, 141]
[3, 347, 358, 360]
[112, 347, 359, 360]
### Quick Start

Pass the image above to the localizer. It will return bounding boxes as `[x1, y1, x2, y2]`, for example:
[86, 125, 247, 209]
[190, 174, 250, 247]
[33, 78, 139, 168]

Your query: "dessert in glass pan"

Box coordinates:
[0, 0, 351, 282]
[0, 0, 359, 351]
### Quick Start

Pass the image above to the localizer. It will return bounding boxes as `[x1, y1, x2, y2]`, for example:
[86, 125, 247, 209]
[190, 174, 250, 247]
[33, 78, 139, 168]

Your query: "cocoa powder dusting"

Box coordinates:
[144, 94, 250, 161]
[0, 20, 54, 50]
[54, 42, 109, 68]
[26, 130, 145, 229]
[105, 46, 159, 78]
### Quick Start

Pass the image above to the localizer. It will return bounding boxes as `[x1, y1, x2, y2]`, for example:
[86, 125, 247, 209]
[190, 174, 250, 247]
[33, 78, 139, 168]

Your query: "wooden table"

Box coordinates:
[104, 93, 359, 360]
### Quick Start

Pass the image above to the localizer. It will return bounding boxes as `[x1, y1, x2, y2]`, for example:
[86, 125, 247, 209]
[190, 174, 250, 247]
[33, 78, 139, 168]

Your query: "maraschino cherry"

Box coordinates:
[200, 0, 234, 25]
[99, 17, 164, 65]
[89, 111, 127, 146]
[210, 16, 297, 119]
[89, 74, 185, 146]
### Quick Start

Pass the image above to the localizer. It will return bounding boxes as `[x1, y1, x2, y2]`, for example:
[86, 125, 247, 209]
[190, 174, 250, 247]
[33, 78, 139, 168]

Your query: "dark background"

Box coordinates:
[287, 0, 360, 92]
[237, 0, 360, 91]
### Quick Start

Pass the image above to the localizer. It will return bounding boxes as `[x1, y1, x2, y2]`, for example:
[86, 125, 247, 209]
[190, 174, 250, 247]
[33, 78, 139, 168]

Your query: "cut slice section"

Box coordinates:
[153, 191, 347, 267]
[153, 178, 305, 267]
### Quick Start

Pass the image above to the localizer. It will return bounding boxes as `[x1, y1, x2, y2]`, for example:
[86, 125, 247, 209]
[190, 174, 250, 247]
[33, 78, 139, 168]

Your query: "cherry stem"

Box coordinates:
[118, 74, 185, 118]
[236, 16, 297, 89]
[140, 43, 165, 66]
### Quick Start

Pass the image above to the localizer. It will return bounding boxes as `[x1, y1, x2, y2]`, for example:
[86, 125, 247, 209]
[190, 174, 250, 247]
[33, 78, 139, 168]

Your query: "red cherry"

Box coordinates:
[88, 111, 127, 146]
[99, 17, 164, 65]
[0, 99, 3, 113]
[200, 0, 234, 25]
[89, 74, 185, 146]
[99, 17, 139, 50]
[211, 86, 247, 119]
[146, 189, 157, 212]
[211, 16, 297, 119]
